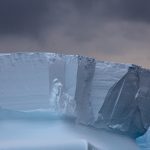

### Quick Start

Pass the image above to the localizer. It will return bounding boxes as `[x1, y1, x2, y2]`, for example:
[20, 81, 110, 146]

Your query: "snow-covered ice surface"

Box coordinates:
[0, 52, 150, 149]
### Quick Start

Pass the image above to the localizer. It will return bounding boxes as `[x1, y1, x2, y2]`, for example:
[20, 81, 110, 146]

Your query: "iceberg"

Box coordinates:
[0, 52, 150, 149]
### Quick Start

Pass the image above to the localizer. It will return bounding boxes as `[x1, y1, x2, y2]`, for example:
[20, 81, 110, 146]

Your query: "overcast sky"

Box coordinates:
[0, 0, 150, 68]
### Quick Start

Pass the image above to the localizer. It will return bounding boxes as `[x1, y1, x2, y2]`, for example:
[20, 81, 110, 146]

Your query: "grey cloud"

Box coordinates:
[0, 0, 150, 37]
[0, 0, 60, 37]
[75, 0, 150, 22]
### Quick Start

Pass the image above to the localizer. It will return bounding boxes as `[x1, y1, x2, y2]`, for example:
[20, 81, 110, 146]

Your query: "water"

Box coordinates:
[0, 112, 139, 150]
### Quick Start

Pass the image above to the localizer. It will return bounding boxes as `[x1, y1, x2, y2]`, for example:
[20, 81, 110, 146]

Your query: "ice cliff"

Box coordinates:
[0, 52, 150, 138]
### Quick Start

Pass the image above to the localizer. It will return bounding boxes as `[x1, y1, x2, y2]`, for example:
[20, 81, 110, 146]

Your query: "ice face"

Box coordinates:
[89, 61, 129, 122]
[0, 52, 150, 138]
[0, 53, 50, 110]
[75, 56, 96, 124]
[48, 54, 78, 115]
[0, 53, 78, 113]
[94, 66, 150, 138]
[49, 78, 76, 115]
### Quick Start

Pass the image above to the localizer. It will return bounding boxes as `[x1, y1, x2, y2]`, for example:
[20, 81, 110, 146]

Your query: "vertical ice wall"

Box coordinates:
[0, 52, 130, 117]
[94, 65, 150, 137]
[48, 53, 78, 114]
[0, 53, 49, 110]
[89, 61, 130, 122]
[75, 56, 96, 124]
[1, 52, 150, 137]
[0, 53, 79, 113]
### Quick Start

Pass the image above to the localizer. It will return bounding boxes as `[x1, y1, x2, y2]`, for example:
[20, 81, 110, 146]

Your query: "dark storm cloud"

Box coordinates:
[0, 0, 56, 36]
[74, 0, 150, 22]
[0, 0, 150, 37]
[109, 0, 150, 22]
[0, 0, 75, 37]
[63, 0, 150, 23]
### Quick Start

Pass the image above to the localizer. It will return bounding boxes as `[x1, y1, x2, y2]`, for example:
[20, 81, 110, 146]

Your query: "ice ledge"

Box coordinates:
[0, 52, 150, 138]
